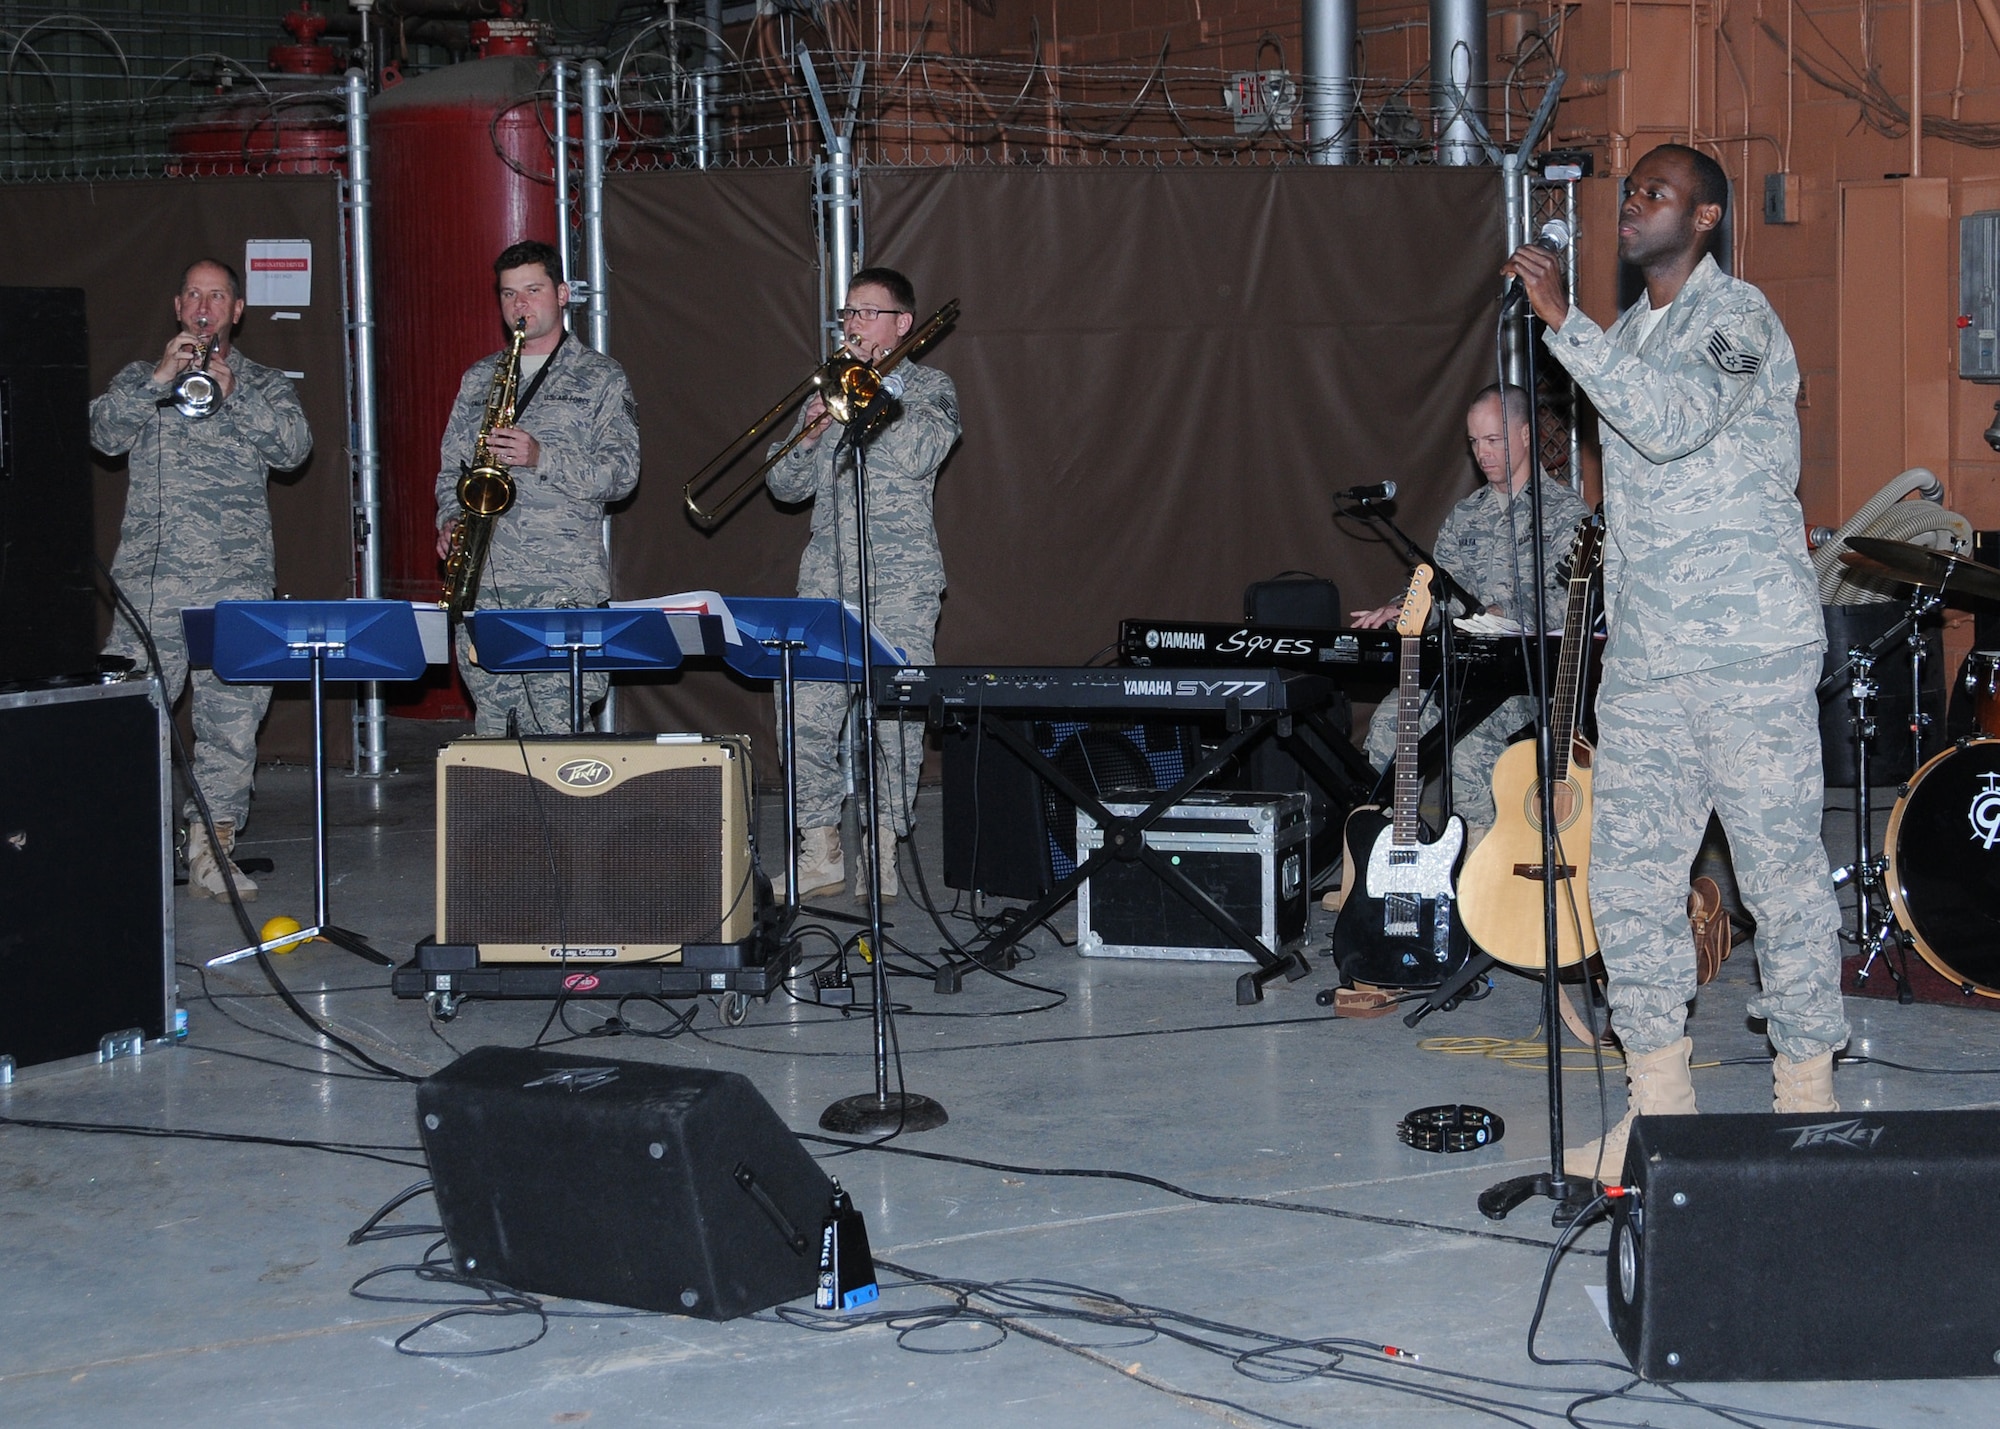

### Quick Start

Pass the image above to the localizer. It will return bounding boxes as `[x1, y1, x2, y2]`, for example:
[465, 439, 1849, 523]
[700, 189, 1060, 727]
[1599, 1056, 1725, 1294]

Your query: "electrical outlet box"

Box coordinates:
[1763, 171, 1801, 224]
[1961, 211, 2000, 382]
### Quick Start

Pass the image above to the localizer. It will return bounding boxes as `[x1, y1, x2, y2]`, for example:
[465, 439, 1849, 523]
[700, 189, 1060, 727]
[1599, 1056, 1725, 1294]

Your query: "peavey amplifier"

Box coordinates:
[437, 734, 754, 962]
[1608, 1111, 2000, 1381]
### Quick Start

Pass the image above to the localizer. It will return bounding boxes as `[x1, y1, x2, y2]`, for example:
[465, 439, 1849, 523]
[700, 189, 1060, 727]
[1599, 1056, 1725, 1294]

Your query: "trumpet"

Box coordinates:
[173, 324, 218, 420]
[683, 299, 959, 529]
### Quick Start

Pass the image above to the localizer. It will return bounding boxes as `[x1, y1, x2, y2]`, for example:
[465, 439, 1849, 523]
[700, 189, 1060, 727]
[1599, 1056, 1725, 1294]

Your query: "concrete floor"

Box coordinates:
[4, 720, 2000, 1427]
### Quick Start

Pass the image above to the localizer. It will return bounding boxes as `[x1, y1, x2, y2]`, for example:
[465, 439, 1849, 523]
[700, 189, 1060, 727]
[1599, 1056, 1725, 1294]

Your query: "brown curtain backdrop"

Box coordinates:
[606, 164, 1506, 777]
[0, 177, 353, 762]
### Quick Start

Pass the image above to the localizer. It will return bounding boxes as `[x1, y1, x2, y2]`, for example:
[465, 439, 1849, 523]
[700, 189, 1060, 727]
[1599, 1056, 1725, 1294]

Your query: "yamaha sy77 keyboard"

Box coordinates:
[877, 665, 1330, 717]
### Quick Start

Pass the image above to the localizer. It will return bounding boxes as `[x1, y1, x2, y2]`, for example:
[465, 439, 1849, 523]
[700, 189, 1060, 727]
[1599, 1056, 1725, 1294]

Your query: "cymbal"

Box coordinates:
[1840, 536, 2000, 604]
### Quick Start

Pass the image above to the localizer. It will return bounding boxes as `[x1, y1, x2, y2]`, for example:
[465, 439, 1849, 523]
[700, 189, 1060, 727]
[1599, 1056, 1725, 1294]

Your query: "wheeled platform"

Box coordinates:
[392, 903, 799, 1025]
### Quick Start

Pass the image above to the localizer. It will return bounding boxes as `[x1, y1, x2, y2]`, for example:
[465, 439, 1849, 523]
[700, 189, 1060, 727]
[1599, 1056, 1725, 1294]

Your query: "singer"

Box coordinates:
[766, 267, 962, 900]
[1505, 142, 1847, 1181]
[1345, 385, 1588, 838]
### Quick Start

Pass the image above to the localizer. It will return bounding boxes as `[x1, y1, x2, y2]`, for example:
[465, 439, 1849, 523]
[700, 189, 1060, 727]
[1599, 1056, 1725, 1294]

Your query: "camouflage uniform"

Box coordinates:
[435, 337, 640, 736]
[1362, 478, 1590, 826]
[90, 349, 311, 827]
[766, 360, 960, 836]
[1543, 253, 1848, 1062]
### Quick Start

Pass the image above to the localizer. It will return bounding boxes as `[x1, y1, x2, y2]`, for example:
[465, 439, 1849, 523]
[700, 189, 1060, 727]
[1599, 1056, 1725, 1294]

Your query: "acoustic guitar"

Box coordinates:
[1457, 514, 1604, 969]
[1331, 566, 1473, 988]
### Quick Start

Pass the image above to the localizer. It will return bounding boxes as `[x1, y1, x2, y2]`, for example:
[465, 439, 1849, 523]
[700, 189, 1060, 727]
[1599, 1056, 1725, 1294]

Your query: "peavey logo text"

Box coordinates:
[522, 1066, 620, 1091]
[1781, 1118, 1884, 1151]
[547, 945, 619, 959]
[1121, 678, 1268, 700]
[555, 758, 614, 789]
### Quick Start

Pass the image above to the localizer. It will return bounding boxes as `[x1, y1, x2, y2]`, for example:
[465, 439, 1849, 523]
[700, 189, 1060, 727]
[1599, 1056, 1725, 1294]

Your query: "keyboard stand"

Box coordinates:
[933, 701, 1315, 1004]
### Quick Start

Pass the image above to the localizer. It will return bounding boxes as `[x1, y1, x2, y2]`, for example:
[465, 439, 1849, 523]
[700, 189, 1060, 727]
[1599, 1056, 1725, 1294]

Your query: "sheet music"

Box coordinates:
[611, 589, 742, 647]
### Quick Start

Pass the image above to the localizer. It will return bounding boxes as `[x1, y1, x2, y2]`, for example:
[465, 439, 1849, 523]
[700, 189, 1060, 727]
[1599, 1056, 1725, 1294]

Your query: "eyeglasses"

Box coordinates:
[837, 306, 906, 323]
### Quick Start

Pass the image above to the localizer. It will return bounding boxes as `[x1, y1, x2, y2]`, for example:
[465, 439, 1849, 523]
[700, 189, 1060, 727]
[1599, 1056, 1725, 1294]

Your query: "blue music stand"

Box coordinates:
[720, 597, 905, 915]
[200, 600, 434, 968]
[467, 607, 687, 734]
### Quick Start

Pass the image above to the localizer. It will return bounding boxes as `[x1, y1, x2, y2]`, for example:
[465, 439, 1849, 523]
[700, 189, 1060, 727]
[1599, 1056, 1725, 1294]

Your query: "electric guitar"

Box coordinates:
[1457, 515, 1605, 969]
[1332, 566, 1473, 988]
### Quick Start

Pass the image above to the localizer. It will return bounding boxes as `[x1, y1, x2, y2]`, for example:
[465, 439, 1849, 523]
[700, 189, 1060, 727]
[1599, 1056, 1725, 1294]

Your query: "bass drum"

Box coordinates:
[1885, 739, 2000, 996]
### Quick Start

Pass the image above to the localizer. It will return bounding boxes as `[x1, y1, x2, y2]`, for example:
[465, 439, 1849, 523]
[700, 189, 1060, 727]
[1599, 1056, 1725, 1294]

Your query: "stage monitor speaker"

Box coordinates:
[941, 718, 1200, 901]
[0, 680, 172, 1069]
[1608, 1111, 2000, 1382]
[418, 1046, 833, 1319]
[437, 735, 754, 961]
[0, 287, 96, 685]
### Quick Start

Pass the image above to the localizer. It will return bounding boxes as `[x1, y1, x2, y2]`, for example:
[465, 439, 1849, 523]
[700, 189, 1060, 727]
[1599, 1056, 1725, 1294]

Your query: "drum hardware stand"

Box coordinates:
[1824, 620, 1929, 1004]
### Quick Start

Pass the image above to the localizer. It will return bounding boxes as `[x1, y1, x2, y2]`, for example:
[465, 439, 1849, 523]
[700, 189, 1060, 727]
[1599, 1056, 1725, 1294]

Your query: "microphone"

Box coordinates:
[1502, 218, 1572, 314]
[1334, 481, 1397, 505]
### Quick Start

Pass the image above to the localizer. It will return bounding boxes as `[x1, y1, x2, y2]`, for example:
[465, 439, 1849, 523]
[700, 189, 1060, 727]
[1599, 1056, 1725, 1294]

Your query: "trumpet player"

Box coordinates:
[768, 268, 961, 899]
[433, 240, 639, 736]
[90, 258, 311, 901]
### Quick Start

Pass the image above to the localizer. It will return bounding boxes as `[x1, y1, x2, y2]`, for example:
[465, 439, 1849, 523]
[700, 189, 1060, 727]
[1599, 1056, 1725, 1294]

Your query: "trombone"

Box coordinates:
[683, 299, 959, 529]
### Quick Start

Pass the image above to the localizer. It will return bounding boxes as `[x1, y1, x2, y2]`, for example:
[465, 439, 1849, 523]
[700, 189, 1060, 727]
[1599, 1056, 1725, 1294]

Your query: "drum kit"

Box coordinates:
[1831, 537, 2000, 1000]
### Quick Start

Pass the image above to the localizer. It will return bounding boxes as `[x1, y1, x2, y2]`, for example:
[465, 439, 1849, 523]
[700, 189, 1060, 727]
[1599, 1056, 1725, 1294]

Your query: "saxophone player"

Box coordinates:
[434, 240, 641, 736]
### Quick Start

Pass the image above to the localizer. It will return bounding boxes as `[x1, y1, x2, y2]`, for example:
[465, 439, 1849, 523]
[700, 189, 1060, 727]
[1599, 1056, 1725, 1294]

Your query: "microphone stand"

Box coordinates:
[1476, 300, 1595, 1227]
[820, 385, 948, 1136]
[1345, 500, 1482, 818]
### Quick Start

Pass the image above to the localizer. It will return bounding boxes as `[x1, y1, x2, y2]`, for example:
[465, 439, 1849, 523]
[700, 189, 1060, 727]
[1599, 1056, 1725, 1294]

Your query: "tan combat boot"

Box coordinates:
[852, 836, 899, 901]
[187, 820, 258, 902]
[1563, 1035, 1696, 1184]
[1773, 1050, 1838, 1113]
[775, 826, 844, 899]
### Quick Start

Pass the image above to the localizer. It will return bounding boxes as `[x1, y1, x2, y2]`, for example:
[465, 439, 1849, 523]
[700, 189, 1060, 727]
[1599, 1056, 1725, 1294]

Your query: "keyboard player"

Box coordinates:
[1343, 386, 1590, 872]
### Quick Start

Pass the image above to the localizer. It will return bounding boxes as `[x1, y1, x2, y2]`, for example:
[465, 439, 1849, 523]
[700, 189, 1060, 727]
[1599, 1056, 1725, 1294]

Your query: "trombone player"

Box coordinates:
[769, 267, 961, 899]
[433, 240, 640, 736]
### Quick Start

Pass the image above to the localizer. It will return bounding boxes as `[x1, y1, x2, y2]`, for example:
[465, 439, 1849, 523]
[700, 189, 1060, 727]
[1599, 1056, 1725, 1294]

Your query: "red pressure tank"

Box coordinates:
[167, 3, 346, 176]
[372, 50, 558, 717]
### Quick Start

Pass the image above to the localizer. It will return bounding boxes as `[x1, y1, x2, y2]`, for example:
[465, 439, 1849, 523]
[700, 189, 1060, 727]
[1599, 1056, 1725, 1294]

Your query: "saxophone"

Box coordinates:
[442, 319, 526, 618]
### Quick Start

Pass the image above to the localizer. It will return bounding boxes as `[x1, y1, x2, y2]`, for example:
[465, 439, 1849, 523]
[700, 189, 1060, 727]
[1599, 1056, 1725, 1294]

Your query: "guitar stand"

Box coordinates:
[1399, 950, 1496, 1027]
[931, 703, 1314, 1003]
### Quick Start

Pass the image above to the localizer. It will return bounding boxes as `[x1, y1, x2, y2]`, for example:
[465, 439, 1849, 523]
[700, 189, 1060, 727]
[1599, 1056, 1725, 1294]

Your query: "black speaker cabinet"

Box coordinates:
[418, 1046, 832, 1319]
[0, 679, 173, 1070]
[1608, 1111, 2000, 1381]
[941, 718, 1200, 900]
[0, 287, 96, 685]
[437, 735, 754, 961]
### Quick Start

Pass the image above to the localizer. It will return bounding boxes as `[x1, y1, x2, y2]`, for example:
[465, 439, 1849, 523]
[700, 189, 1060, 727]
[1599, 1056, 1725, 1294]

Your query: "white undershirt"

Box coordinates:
[1629, 301, 1670, 348]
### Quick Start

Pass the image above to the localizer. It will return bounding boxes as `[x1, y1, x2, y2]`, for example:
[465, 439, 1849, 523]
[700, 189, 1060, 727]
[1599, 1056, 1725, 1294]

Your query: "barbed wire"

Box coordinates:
[0, 30, 1561, 184]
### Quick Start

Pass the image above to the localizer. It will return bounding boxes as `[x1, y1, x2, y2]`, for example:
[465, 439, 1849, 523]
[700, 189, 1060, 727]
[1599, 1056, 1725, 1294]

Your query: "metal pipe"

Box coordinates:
[1302, 0, 1357, 164]
[582, 59, 613, 728]
[693, 71, 710, 169]
[1431, 0, 1487, 165]
[553, 59, 573, 287]
[343, 67, 387, 777]
[826, 140, 855, 352]
[1911, 0, 1923, 177]
[1502, 151, 1525, 387]
[581, 59, 609, 352]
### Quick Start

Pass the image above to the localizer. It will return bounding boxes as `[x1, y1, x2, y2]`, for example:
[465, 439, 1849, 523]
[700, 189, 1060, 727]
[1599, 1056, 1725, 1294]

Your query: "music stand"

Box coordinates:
[202, 600, 437, 968]
[724, 597, 904, 916]
[467, 608, 688, 733]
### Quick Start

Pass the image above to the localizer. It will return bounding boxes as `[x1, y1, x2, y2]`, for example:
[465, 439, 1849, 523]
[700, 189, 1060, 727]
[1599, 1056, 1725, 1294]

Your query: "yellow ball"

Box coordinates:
[260, 916, 310, 954]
